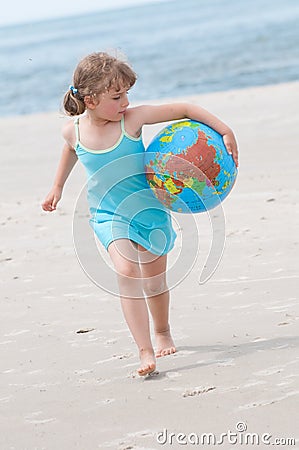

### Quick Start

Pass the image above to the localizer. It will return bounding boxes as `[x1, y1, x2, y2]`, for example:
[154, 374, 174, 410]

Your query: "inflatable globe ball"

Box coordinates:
[144, 120, 238, 213]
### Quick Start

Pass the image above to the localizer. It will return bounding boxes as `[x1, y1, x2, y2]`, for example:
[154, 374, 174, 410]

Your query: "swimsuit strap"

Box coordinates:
[74, 115, 132, 152]
[120, 115, 125, 134]
[74, 117, 80, 146]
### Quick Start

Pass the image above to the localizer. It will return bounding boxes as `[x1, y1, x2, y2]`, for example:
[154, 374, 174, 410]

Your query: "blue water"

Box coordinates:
[0, 0, 298, 117]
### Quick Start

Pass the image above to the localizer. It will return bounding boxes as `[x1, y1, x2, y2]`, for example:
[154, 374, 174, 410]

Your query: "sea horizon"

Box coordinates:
[1, 0, 298, 117]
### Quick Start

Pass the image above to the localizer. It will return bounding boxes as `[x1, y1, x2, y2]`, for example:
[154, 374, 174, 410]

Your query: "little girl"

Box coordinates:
[42, 52, 238, 376]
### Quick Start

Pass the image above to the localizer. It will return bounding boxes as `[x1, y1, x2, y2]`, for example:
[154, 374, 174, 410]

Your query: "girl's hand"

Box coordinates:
[223, 130, 239, 167]
[41, 186, 62, 212]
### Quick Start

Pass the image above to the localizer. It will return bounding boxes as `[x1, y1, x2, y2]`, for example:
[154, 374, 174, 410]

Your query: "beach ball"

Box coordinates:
[144, 120, 238, 213]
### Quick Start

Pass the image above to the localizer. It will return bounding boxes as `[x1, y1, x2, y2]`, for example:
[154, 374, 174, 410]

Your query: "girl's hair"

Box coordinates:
[63, 52, 137, 116]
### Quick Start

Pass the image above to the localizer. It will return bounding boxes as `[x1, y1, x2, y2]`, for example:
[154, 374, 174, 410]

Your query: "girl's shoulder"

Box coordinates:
[124, 105, 153, 130]
[123, 107, 144, 137]
[125, 105, 150, 119]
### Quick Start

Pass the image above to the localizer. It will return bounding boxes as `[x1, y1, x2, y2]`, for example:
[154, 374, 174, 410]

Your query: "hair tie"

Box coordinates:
[69, 85, 78, 95]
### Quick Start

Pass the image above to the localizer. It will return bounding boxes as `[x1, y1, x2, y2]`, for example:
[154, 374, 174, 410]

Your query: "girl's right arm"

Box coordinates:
[42, 143, 78, 212]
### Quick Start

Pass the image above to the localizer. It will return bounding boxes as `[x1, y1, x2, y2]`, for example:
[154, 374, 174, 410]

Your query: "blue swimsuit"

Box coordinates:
[74, 116, 177, 255]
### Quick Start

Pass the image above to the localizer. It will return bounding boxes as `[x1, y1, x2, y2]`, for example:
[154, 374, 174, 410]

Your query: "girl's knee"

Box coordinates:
[115, 263, 140, 281]
[114, 263, 143, 298]
[142, 277, 168, 297]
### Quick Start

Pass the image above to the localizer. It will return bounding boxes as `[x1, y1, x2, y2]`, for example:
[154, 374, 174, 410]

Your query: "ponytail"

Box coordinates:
[63, 88, 86, 116]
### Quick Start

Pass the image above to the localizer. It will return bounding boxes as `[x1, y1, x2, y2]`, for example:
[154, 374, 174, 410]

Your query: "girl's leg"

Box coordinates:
[137, 245, 176, 358]
[108, 239, 155, 376]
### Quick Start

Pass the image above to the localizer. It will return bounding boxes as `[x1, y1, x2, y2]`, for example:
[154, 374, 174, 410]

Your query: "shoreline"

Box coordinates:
[0, 79, 298, 121]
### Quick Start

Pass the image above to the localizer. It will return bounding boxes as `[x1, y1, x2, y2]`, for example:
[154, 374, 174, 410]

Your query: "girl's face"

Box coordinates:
[89, 86, 130, 121]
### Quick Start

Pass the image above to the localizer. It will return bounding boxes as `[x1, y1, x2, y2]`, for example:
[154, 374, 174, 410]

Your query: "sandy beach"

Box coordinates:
[1, 81, 299, 449]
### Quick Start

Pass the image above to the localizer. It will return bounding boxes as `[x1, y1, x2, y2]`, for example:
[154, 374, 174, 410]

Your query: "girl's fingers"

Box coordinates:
[232, 148, 239, 167]
[42, 199, 56, 211]
[224, 141, 239, 167]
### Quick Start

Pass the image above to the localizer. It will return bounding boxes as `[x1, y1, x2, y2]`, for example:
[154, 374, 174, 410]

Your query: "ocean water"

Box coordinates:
[0, 0, 298, 117]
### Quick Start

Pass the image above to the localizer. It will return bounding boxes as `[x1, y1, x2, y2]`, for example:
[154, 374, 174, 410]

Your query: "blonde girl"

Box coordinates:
[42, 52, 238, 376]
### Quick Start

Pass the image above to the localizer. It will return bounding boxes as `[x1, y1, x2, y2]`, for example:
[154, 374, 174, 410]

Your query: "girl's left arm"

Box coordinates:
[133, 103, 238, 166]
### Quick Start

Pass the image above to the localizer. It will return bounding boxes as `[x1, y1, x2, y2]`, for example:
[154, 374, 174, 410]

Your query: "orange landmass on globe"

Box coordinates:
[165, 130, 221, 185]
[145, 129, 221, 208]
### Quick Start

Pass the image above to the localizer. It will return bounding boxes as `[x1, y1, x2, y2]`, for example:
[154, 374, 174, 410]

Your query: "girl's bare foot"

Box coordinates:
[155, 328, 176, 358]
[138, 348, 156, 376]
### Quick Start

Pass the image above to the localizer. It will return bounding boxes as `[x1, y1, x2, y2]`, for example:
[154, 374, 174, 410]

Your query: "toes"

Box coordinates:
[138, 363, 156, 376]
[156, 347, 176, 357]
